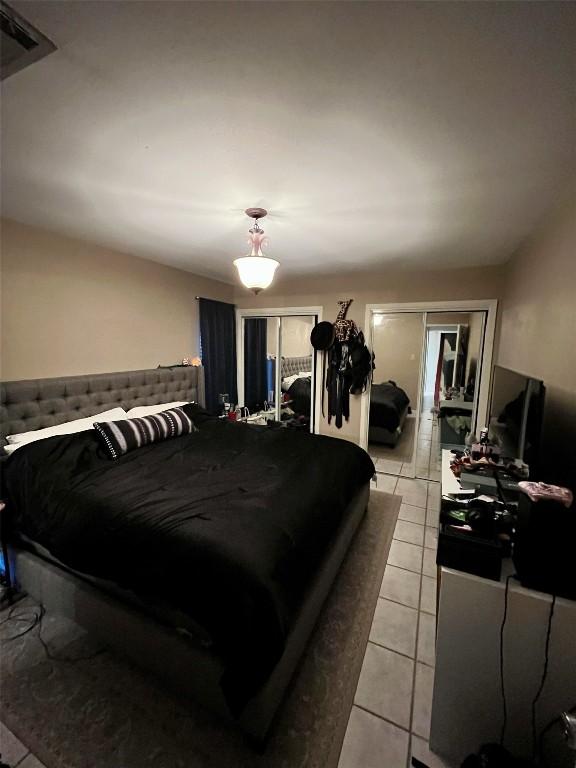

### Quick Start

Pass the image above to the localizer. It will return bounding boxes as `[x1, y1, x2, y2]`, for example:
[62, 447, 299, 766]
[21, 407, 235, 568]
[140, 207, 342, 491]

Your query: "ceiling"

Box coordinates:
[2, 1, 575, 284]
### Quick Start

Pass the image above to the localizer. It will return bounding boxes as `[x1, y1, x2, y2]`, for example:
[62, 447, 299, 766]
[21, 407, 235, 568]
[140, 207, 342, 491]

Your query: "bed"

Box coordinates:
[280, 355, 312, 419]
[368, 380, 411, 447]
[0, 366, 373, 744]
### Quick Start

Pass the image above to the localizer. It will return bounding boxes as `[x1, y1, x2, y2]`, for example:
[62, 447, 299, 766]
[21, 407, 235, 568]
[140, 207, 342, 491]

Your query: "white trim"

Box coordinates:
[360, 300, 498, 452]
[273, 317, 281, 421]
[237, 306, 323, 318]
[411, 312, 428, 476]
[236, 306, 323, 434]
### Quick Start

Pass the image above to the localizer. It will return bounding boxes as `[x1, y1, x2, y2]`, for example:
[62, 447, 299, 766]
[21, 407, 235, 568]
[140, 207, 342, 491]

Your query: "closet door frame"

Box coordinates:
[236, 306, 323, 434]
[360, 300, 498, 452]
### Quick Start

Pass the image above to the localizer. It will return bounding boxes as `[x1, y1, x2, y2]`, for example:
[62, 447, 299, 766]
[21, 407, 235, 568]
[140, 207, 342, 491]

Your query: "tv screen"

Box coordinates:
[488, 365, 545, 470]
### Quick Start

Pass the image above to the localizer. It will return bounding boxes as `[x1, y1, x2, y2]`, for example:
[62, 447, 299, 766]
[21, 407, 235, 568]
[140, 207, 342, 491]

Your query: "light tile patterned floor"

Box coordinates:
[338, 473, 453, 768]
[0, 722, 46, 768]
[340, 412, 454, 768]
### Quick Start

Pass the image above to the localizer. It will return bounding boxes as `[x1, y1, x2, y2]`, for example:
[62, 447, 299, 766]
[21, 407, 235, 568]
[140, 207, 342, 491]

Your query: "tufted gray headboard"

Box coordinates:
[280, 356, 313, 379]
[0, 367, 205, 446]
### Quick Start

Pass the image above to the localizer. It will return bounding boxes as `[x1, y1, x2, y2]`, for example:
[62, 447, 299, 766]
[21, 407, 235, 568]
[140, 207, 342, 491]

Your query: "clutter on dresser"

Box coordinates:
[437, 490, 515, 580]
[439, 444, 575, 595]
[517, 481, 573, 507]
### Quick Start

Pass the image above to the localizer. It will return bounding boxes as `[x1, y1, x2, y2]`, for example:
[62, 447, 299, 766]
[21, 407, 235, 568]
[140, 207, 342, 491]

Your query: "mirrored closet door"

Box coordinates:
[366, 308, 489, 481]
[238, 311, 318, 431]
[368, 312, 426, 478]
[418, 311, 487, 480]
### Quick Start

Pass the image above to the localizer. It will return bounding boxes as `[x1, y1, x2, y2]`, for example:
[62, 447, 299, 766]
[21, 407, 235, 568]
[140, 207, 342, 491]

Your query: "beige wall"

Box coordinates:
[497, 191, 576, 489]
[264, 316, 313, 359]
[235, 264, 504, 443]
[0, 219, 233, 380]
[281, 316, 314, 360]
[372, 313, 423, 406]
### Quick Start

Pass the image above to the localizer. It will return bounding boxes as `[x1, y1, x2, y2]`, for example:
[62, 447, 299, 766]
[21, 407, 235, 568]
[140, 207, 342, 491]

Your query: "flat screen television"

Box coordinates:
[488, 365, 545, 471]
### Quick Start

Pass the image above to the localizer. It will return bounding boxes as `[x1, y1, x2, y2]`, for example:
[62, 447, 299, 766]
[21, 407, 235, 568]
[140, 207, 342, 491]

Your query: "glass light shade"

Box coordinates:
[234, 256, 280, 294]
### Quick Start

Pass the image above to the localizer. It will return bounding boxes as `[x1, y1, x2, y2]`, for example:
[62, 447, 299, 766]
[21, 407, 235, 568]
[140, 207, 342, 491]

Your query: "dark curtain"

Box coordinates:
[441, 333, 457, 391]
[244, 318, 268, 411]
[199, 298, 238, 413]
[454, 325, 469, 389]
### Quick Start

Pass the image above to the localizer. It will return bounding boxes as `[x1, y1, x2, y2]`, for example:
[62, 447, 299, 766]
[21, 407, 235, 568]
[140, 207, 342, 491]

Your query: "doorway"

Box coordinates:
[361, 301, 497, 481]
[422, 325, 459, 411]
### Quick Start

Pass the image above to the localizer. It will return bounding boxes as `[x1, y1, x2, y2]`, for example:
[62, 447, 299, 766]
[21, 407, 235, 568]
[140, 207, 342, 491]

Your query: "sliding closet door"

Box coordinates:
[279, 316, 315, 429]
[417, 311, 487, 479]
[368, 312, 426, 478]
[244, 317, 277, 414]
[239, 311, 318, 431]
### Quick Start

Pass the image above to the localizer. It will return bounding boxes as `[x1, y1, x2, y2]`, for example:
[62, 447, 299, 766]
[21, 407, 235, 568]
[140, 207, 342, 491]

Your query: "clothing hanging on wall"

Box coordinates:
[324, 301, 374, 428]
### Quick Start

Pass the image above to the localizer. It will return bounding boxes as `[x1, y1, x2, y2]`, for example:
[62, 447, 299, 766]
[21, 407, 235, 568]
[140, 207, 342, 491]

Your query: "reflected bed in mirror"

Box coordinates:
[240, 312, 318, 432]
[368, 312, 424, 477]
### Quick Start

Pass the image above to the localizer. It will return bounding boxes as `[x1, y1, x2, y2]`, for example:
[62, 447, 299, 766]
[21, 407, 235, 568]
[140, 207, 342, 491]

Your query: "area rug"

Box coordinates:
[0, 491, 399, 768]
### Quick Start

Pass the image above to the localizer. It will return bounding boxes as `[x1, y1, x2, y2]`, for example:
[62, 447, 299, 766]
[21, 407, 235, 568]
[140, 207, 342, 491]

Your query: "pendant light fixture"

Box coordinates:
[234, 208, 279, 294]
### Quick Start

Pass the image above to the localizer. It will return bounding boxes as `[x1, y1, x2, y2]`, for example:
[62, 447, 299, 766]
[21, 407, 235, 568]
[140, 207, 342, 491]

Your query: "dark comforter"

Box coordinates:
[287, 375, 311, 416]
[370, 381, 410, 432]
[2, 405, 374, 714]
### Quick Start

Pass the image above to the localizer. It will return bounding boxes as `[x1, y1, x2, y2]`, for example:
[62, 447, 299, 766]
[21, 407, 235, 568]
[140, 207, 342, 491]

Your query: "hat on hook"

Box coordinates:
[310, 321, 336, 351]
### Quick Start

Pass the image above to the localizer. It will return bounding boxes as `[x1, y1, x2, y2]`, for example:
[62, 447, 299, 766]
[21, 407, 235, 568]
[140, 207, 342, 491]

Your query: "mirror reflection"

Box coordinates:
[242, 314, 315, 429]
[367, 309, 488, 482]
[368, 312, 424, 475]
[244, 317, 277, 417]
[416, 311, 486, 480]
[279, 316, 315, 429]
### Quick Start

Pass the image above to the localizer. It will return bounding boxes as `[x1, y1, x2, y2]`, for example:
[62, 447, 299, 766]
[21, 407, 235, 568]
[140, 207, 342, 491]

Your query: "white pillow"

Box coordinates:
[281, 374, 300, 391]
[126, 401, 189, 418]
[6, 407, 128, 448]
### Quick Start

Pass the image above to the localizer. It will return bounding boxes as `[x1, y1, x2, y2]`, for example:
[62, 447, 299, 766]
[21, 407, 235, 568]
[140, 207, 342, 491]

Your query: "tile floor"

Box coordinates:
[0, 722, 45, 768]
[339, 416, 454, 768]
[341, 405, 454, 765]
[372, 408, 442, 482]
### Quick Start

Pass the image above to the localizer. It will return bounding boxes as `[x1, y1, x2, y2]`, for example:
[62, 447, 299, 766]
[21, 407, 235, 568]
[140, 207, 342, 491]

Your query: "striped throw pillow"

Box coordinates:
[94, 407, 197, 459]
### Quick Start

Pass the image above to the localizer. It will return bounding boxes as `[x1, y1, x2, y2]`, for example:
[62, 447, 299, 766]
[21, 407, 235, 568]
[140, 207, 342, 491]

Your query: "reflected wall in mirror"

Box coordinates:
[368, 312, 425, 478]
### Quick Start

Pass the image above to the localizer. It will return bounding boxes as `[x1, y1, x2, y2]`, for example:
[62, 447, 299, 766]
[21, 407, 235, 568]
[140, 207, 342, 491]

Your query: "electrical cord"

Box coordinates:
[0, 602, 42, 640]
[531, 593, 557, 760]
[499, 573, 516, 747]
[494, 469, 508, 507]
[0, 601, 105, 663]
